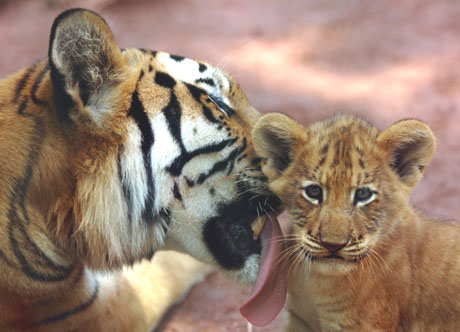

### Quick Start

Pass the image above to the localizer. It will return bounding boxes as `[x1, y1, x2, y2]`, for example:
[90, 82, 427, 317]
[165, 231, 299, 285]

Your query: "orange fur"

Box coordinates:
[253, 113, 460, 331]
[0, 8, 273, 331]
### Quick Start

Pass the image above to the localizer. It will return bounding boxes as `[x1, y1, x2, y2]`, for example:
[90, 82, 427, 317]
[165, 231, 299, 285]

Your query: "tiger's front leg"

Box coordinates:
[3, 252, 211, 332]
[89, 252, 213, 332]
[120, 251, 213, 331]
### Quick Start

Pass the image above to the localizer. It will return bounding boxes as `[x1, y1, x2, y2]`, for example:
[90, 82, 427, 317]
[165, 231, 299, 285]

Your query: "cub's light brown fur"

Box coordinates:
[253, 113, 460, 331]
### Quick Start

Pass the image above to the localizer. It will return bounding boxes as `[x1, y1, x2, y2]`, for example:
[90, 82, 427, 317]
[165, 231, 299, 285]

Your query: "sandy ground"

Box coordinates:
[1, 0, 459, 331]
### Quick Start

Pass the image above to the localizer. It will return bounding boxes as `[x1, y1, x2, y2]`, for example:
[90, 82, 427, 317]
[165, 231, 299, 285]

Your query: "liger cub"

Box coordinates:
[0, 8, 286, 331]
[252, 113, 460, 331]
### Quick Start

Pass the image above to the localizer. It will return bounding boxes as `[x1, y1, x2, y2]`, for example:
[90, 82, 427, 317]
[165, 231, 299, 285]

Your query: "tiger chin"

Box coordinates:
[253, 113, 460, 331]
[0, 8, 284, 331]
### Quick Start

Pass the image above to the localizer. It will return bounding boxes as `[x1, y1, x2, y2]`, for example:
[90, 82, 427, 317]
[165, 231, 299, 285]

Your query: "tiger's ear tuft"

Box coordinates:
[377, 119, 436, 187]
[252, 113, 306, 179]
[48, 8, 126, 123]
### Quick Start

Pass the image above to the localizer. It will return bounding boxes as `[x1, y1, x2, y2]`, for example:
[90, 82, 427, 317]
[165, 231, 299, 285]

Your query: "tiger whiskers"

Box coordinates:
[235, 186, 262, 197]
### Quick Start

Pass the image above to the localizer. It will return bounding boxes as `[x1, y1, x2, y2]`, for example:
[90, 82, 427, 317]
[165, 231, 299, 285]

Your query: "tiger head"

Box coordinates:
[31, 9, 282, 283]
[252, 113, 435, 276]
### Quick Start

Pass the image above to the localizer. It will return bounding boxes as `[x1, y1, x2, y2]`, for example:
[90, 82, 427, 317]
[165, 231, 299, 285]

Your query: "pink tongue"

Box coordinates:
[239, 213, 288, 326]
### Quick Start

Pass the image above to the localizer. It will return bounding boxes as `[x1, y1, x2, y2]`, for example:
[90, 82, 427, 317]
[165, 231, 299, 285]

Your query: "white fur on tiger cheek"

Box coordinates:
[147, 112, 233, 213]
[119, 119, 149, 223]
[180, 113, 229, 152]
[149, 113, 181, 210]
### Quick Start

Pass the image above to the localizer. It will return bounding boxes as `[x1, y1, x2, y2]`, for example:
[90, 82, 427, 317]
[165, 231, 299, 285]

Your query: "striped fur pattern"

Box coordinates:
[252, 113, 460, 331]
[0, 9, 277, 331]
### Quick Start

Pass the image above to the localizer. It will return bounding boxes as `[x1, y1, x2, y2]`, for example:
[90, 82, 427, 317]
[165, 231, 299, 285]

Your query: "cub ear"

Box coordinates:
[377, 119, 435, 187]
[48, 8, 126, 123]
[252, 113, 306, 178]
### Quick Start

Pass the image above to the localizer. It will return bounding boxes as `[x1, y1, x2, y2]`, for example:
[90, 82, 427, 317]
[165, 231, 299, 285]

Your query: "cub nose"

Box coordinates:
[320, 240, 347, 252]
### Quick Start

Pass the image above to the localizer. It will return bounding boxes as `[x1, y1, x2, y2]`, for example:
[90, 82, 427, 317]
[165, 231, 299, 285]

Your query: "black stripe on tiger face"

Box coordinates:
[185, 176, 195, 187]
[197, 140, 245, 185]
[127, 75, 156, 225]
[166, 137, 237, 176]
[155, 71, 176, 89]
[152, 75, 239, 177]
[173, 182, 183, 202]
[163, 91, 186, 153]
[198, 63, 207, 72]
[195, 77, 215, 87]
[169, 54, 185, 62]
[185, 83, 235, 118]
[186, 83, 215, 120]
[202, 103, 220, 124]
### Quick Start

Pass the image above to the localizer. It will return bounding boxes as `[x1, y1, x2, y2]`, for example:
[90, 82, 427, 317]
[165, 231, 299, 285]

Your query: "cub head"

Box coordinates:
[48, 9, 279, 283]
[252, 113, 435, 275]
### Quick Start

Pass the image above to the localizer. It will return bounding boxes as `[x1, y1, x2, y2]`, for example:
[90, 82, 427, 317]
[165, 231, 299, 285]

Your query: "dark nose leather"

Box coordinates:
[321, 240, 347, 252]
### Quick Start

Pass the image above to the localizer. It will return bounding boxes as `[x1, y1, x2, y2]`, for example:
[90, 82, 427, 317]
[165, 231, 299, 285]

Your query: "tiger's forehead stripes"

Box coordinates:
[133, 50, 237, 119]
[154, 51, 234, 109]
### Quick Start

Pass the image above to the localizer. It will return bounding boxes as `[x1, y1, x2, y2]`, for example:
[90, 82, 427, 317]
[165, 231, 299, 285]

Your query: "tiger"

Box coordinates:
[0, 8, 287, 331]
[252, 112, 460, 331]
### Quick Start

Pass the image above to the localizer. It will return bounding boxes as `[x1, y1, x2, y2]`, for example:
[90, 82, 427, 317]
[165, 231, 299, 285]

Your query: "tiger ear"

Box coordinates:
[252, 113, 306, 179]
[377, 119, 436, 187]
[48, 8, 126, 123]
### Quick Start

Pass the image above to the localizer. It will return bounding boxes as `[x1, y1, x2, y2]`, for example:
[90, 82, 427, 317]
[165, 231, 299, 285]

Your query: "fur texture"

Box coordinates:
[252, 113, 460, 331]
[0, 9, 278, 331]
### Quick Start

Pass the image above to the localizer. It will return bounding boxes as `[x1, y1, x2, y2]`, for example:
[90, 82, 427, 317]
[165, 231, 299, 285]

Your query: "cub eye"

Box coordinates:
[354, 187, 373, 204]
[304, 185, 323, 203]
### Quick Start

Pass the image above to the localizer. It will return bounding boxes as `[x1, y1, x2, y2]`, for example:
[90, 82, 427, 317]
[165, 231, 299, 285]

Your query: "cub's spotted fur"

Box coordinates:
[253, 113, 460, 331]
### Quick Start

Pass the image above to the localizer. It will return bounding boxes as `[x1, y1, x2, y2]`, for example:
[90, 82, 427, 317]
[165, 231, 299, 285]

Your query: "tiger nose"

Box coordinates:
[320, 240, 348, 252]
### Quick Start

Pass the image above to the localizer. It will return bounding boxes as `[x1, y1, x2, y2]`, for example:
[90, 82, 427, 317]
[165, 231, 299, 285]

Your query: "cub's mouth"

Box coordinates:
[302, 247, 369, 263]
[202, 194, 288, 327]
